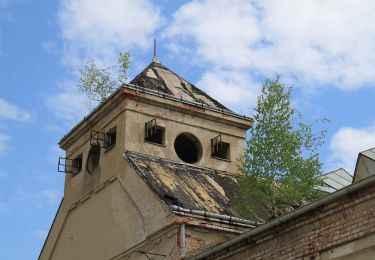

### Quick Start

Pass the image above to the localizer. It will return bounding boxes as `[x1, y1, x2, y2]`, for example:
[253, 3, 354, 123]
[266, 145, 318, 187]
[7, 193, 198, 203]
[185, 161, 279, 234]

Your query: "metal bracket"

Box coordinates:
[90, 130, 106, 148]
[145, 118, 157, 139]
[211, 134, 223, 155]
[58, 157, 81, 174]
[90, 129, 115, 149]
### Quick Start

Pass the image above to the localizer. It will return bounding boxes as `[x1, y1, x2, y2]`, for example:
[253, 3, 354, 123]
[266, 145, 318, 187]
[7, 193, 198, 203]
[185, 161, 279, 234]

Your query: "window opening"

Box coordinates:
[90, 128, 116, 149]
[211, 134, 230, 160]
[145, 118, 165, 145]
[174, 133, 202, 163]
[58, 154, 82, 175]
[72, 154, 83, 174]
[104, 127, 116, 149]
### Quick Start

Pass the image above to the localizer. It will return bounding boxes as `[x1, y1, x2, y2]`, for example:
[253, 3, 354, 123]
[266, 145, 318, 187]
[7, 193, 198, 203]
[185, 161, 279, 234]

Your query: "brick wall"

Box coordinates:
[203, 183, 375, 259]
[186, 235, 206, 252]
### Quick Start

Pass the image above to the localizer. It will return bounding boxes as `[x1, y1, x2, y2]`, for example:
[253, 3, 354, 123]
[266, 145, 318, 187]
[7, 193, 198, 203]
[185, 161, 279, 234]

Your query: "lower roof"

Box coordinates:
[123, 151, 239, 216]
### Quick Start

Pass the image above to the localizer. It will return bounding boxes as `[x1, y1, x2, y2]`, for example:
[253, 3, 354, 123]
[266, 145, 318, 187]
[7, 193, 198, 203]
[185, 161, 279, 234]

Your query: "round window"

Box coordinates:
[174, 133, 202, 163]
[86, 144, 100, 174]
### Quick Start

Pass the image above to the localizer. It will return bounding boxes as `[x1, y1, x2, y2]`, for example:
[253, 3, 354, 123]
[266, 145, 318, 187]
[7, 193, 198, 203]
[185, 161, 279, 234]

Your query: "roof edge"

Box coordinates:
[190, 173, 375, 259]
[125, 83, 252, 121]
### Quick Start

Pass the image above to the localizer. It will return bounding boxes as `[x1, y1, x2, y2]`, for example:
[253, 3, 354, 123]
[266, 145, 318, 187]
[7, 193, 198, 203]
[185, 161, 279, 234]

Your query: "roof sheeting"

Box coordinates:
[354, 147, 375, 183]
[320, 168, 352, 191]
[123, 151, 239, 216]
[129, 62, 229, 111]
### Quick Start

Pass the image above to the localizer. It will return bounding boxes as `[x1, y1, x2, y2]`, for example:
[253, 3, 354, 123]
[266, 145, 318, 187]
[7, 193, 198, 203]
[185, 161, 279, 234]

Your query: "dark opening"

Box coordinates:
[145, 126, 165, 145]
[211, 142, 230, 160]
[87, 144, 100, 174]
[163, 194, 180, 206]
[104, 127, 116, 149]
[72, 154, 83, 174]
[174, 133, 201, 163]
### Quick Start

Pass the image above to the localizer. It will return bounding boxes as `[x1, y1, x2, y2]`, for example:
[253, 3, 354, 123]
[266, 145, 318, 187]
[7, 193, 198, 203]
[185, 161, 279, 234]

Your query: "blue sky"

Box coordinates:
[1, 0, 375, 258]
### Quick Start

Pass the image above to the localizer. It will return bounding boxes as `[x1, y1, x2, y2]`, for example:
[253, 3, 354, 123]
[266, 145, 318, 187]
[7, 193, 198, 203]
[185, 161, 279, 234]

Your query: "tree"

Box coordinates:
[235, 76, 327, 221]
[78, 52, 131, 111]
[118, 51, 131, 85]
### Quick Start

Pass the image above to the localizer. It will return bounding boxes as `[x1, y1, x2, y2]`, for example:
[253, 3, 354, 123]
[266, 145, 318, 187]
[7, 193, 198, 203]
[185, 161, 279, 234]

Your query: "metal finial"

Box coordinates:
[152, 38, 158, 63]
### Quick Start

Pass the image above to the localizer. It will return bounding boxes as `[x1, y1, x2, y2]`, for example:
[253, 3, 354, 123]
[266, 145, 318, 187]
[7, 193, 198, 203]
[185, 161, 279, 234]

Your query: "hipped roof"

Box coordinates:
[130, 61, 229, 111]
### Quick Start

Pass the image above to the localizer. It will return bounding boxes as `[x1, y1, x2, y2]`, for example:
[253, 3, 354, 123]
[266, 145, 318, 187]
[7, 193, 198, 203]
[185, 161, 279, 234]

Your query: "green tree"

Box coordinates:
[236, 76, 327, 221]
[78, 52, 131, 111]
[118, 51, 131, 85]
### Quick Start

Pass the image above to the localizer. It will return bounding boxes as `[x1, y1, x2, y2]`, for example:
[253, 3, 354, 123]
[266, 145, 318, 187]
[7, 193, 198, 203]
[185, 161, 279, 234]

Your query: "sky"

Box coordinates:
[1, 0, 375, 258]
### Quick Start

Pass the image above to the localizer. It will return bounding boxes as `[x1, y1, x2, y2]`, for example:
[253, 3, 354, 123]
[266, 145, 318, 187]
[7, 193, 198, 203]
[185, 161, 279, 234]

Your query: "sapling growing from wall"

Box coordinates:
[236, 76, 327, 221]
[78, 52, 131, 111]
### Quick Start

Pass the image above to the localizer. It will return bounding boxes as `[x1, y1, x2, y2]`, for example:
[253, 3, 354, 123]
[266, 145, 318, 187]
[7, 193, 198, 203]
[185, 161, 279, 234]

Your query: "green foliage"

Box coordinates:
[235, 76, 327, 221]
[78, 52, 131, 111]
[118, 51, 131, 85]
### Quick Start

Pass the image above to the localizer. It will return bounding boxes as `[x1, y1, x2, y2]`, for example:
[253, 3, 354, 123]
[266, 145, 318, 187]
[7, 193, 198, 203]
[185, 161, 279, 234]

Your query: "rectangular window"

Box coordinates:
[145, 118, 165, 145]
[211, 135, 230, 160]
[58, 155, 82, 175]
[104, 127, 116, 149]
[72, 154, 83, 174]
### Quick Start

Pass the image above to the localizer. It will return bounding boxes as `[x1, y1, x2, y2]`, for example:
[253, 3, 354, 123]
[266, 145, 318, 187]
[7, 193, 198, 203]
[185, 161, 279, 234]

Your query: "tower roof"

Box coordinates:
[129, 61, 229, 111]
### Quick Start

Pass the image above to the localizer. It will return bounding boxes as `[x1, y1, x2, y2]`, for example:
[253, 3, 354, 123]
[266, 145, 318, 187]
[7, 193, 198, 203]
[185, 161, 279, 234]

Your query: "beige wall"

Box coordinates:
[124, 97, 248, 173]
[41, 90, 251, 259]
[61, 91, 250, 203]
[40, 166, 170, 260]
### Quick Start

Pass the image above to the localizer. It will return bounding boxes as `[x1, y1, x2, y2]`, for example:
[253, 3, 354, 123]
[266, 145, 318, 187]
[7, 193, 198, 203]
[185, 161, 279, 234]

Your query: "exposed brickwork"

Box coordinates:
[186, 235, 206, 252]
[205, 184, 375, 259]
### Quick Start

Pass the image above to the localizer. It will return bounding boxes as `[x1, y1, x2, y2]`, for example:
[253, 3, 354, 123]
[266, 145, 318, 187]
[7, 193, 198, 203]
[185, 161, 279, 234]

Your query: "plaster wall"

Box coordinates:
[124, 97, 248, 173]
[41, 90, 250, 259]
[40, 165, 169, 260]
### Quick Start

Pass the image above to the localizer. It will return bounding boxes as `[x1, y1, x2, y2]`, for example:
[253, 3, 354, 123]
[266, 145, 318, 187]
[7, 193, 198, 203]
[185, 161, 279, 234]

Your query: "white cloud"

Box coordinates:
[16, 188, 62, 206]
[0, 132, 9, 153]
[58, 0, 164, 69]
[164, 0, 375, 90]
[40, 190, 61, 204]
[32, 229, 48, 239]
[329, 123, 375, 173]
[42, 40, 58, 54]
[196, 70, 260, 113]
[48, 0, 165, 125]
[45, 80, 87, 123]
[46, 90, 87, 123]
[0, 98, 32, 122]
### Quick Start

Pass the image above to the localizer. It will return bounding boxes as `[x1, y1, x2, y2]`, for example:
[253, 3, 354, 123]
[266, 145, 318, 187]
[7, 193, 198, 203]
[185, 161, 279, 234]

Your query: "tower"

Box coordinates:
[39, 60, 254, 259]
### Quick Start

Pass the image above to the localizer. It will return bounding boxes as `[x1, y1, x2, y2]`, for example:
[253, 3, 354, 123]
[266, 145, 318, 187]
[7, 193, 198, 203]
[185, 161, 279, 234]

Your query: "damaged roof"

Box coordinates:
[124, 151, 239, 216]
[129, 61, 229, 111]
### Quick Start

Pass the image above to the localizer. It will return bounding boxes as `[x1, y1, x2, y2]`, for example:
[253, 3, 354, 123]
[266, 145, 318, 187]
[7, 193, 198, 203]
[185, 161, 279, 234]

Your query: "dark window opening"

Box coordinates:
[87, 144, 100, 174]
[72, 154, 83, 174]
[58, 156, 82, 175]
[145, 118, 165, 145]
[174, 133, 202, 163]
[104, 127, 116, 149]
[211, 134, 230, 160]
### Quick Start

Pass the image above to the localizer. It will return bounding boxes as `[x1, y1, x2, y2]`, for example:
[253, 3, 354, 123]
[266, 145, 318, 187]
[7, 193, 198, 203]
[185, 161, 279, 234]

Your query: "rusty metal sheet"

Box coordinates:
[124, 151, 238, 215]
[129, 62, 229, 111]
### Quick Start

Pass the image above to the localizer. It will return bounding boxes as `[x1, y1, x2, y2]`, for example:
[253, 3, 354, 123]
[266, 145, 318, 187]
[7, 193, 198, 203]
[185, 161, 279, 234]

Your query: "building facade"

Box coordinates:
[191, 148, 375, 260]
[39, 61, 255, 260]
